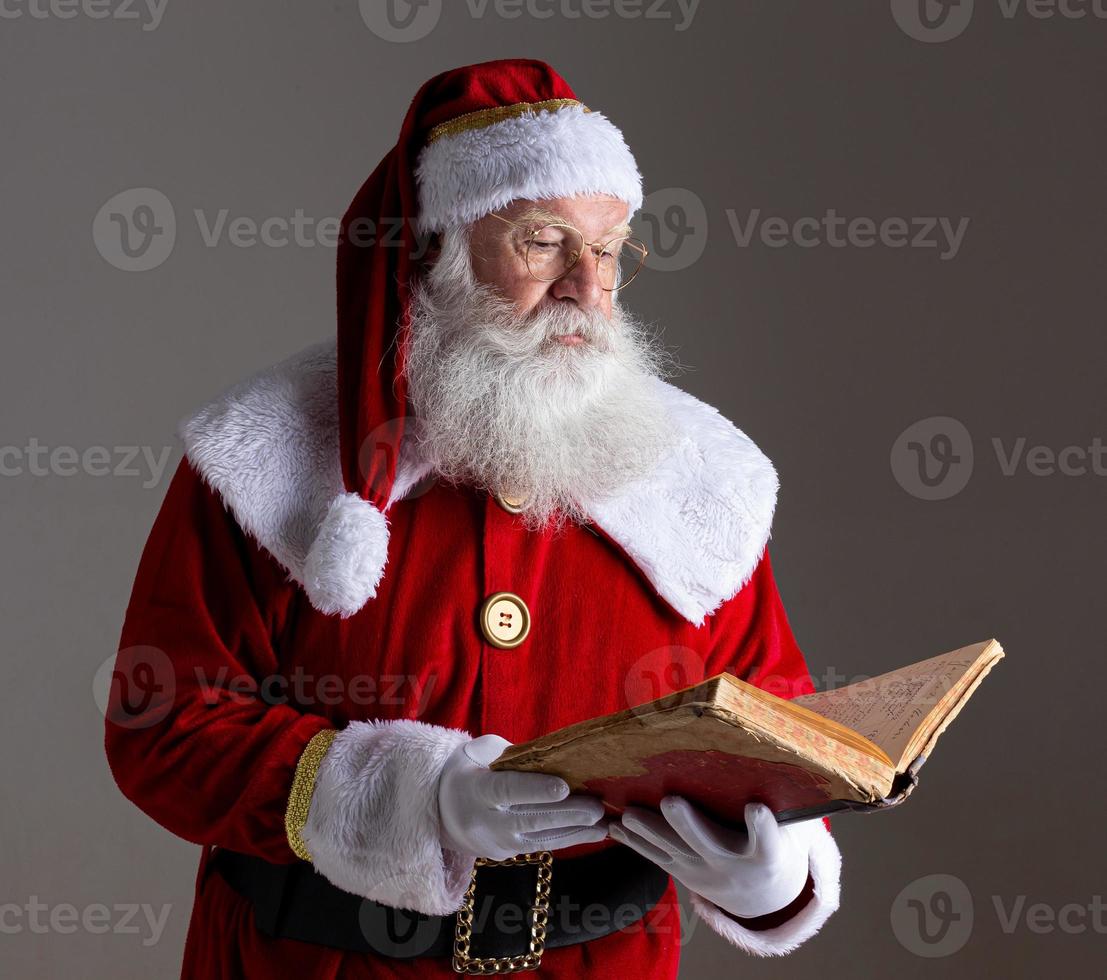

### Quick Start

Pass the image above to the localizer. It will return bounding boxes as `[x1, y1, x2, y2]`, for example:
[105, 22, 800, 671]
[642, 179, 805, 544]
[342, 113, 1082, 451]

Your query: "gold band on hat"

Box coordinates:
[426, 98, 590, 144]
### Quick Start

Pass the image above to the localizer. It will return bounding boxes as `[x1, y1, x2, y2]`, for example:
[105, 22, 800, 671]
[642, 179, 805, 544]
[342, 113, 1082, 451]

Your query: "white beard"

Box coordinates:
[402, 224, 680, 533]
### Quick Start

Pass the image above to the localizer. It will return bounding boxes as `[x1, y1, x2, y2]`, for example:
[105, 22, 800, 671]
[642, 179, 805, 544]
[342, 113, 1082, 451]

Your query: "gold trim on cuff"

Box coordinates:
[284, 728, 338, 861]
[426, 99, 589, 144]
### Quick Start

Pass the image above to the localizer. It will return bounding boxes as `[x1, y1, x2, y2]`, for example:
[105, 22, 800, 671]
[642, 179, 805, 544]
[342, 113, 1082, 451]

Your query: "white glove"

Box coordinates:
[438, 734, 607, 860]
[609, 797, 815, 919]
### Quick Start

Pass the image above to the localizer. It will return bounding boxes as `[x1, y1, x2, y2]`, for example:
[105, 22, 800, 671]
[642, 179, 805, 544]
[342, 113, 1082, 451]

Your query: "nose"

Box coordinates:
[549, 248, 605, 310]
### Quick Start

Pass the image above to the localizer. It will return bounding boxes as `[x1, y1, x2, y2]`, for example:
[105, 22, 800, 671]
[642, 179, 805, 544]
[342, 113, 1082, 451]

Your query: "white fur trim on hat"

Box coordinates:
[415, 103, 643, 234]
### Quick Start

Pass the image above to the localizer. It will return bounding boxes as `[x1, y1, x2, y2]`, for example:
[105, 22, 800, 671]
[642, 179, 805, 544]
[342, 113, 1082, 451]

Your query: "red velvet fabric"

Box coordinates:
[105, 456, 824, 978]
[338, 59, 579, 512]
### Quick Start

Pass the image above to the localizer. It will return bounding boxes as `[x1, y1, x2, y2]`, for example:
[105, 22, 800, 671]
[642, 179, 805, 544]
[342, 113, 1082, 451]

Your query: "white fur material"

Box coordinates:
[178, 342, 433, 619]
[178, 341, 777, 624]
[415, 104, 644, 235]
[689, 820, 842, 957]
[587, 376, 779, 626]
[302, 492, 390, 617]
[299, 718, 478, 915]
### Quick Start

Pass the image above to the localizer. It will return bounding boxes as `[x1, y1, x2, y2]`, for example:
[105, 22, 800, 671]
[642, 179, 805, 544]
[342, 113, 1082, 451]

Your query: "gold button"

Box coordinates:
[495, 490, 529, 514]
[478, 592, 531, 649]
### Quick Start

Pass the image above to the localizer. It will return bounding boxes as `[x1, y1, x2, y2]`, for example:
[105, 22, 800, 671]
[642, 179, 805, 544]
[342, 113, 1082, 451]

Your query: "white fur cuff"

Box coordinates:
[300, 718, 479, 916]
[689, 820, 842, 957]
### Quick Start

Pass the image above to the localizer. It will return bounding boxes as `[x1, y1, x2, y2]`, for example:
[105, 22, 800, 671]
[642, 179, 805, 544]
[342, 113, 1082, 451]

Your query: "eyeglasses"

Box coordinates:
[489, 212, 649, 292]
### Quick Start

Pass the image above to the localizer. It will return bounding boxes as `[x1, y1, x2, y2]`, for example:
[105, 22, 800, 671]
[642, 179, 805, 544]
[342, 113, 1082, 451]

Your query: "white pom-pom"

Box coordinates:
[303, 492, 390, 618]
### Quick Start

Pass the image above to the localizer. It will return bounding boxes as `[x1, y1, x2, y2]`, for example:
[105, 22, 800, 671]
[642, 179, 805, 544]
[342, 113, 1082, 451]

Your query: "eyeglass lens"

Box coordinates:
[524, 224, 646, 289]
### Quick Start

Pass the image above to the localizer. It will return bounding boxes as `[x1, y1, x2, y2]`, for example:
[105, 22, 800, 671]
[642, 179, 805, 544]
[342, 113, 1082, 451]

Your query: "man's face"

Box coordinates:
[466, 195, 631, 327]
[405, 196, 675, 531]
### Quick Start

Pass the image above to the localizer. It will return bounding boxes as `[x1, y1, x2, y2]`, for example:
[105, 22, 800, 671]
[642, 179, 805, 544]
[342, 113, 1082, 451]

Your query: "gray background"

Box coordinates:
[2, 1, 1104, 977]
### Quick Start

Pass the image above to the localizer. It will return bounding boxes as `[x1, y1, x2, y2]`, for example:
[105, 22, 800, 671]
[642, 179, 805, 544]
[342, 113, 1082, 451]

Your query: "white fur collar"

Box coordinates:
[178, 341, 777, 626]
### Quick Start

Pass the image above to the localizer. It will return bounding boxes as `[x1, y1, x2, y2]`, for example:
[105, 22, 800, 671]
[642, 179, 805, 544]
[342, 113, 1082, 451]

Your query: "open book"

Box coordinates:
[492, 639, 1004, 823]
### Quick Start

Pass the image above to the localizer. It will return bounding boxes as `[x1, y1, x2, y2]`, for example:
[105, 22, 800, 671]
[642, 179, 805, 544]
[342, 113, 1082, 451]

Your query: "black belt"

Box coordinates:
[211, 845, 669, 971]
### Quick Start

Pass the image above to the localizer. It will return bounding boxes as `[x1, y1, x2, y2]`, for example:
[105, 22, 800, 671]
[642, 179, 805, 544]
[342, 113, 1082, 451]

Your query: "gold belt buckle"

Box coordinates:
[452, 850, 553, 974]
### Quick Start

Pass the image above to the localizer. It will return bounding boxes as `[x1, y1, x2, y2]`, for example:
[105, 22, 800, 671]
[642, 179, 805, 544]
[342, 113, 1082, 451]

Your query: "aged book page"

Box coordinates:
[792, 640, 1004, 771]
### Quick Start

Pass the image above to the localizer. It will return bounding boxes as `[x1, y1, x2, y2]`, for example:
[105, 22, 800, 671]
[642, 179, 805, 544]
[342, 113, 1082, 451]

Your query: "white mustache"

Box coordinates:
[513, 303, 616, 353]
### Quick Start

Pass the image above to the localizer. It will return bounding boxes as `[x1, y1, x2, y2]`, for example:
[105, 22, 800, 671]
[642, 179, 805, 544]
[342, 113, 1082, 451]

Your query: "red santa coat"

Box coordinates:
[105, 341, 842, 978]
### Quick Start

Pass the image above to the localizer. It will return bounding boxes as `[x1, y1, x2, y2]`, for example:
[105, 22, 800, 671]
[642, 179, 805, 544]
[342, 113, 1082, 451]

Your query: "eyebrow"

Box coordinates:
[514, 206, 633, 239]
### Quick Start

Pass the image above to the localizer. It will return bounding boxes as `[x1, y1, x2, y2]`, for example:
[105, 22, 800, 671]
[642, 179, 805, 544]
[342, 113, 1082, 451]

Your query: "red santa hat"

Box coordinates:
[304, 59, 642, 615]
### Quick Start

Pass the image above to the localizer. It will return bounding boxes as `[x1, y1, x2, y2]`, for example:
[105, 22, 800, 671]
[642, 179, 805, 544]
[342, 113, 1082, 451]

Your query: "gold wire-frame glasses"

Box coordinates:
[489, 211, 649, 291]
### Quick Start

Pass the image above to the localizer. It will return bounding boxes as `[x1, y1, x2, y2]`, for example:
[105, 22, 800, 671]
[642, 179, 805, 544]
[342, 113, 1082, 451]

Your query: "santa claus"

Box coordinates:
[105, 59, 842, 978]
